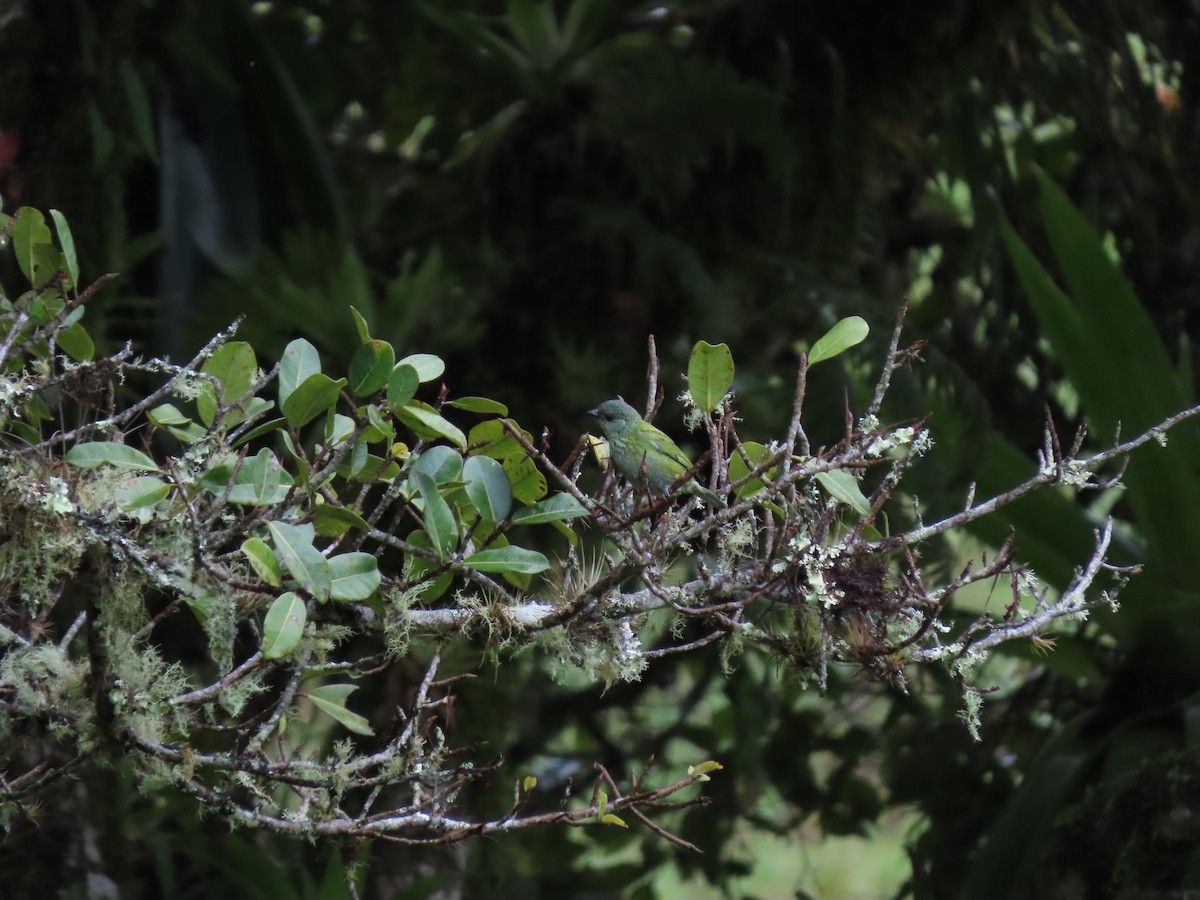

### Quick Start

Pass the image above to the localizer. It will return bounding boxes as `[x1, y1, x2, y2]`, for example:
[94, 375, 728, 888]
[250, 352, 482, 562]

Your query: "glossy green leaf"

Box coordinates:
[12, 208, 52, 284]
[65, 441, 158, 472]
[414, 471, 458, 556]
[510, 492, 588, 525]
[262, 592, 306, 659]
[200, 449, 295, 505]
[807, 316, 869, 366]
[113, 475, 171, 511]
[242, 536, 282, 587]
[268, 521, 333, 601]
[56, 322, 94, 361]
[231, 417, 286, 448]
[313, 504, 372, 537]
[329, 552, 382, 601]
[503, 453, 547, 504]
[398, 403, 466, 449]
[386, 363, 420, 412]
[197, 341, 257, 426]
[306, 684, 374, 736]
[405, 530, 452, 600]
[687, 340, 735, 413]
[149, 404, 191, 427]
[814, 470, 871, 516]
[349, 305, 372, 344]
[279, 338, 321, 406]
[728, 441, 773, 498]
[397, 353, 445, 383]
[410, 445, 464, 484]
[282, 373, 346, 428]
[349, 339, 395, 397]
[469, 418, 530, 458]
[445, 396, 509, 415]
[48, 209, 79, 286]
[463, 455, 512, 522]
[463, 546, 549, 575]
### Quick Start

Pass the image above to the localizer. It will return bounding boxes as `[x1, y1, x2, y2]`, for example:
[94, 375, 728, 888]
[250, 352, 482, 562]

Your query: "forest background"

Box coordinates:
[2, 1, 1199, 898]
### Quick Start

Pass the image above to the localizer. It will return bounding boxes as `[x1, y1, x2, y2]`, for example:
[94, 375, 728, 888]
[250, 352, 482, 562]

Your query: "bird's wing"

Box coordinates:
[645, 427, 694, 472]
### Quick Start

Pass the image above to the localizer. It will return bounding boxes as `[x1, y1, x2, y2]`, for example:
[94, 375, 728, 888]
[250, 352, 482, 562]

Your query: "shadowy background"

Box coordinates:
[3, 1, 1200, 897]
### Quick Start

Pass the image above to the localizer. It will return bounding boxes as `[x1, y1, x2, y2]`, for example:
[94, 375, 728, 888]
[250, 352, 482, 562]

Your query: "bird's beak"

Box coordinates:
[587, 407, 599, 417]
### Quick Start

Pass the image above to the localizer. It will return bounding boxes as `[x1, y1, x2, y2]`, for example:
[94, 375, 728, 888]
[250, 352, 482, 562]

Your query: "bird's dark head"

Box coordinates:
[588, 397, 640, 435]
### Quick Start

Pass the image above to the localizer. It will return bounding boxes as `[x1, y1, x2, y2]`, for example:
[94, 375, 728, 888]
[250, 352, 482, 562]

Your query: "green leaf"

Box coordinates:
[349, 339, 396, 397]
[398, 403, 467, 449]
[113, 475, 171, 511]
[306, 684, 374, 736]
[469, 419, 530, 458]
[282, 373, 346, 428]
[728, 441, 773, 498]
[149, 403, 191, 427]
[242, 536, 282, 587]
[397, 353, 445, 383]
[199, 449, 295, 505]
[405, 530, 452, 601]
[463, 546, 549, 575]
[463, 455, 512, 522]
[410, 445, 464, 485]
[329, 552, 382, 601]
[349, 306, 372, 344]
[231, 416, 286, 448]
[600, 813, 628, 828]
[65, 441, 158, 472]
[48, 209, 79, 286]
[807, 316, 870, 366]
[262, 592, 306, 659]
[445, 396, 509, 415]
[279, 338, 321, 406]
[814, 470, 871, 516]
[197, 341, 257, 426]
[56, 321, 94, 361]
[268, 521, 333, 601]
[386, 363, 420, 412]
[313, 504, 372, 537]
[414, 471, 458, 556]
[12, 208, 52, 284]
[687, 340, 735, 413]
[510, 492, 588, 525]
[503, 453, 547, 504]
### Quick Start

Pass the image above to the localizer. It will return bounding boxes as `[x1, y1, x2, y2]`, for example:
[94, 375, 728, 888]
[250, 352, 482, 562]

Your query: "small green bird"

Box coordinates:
[589, 398, 723, 506]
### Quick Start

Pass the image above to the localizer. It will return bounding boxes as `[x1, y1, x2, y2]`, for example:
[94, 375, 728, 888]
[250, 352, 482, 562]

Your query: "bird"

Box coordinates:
[588, 397, 723, 506]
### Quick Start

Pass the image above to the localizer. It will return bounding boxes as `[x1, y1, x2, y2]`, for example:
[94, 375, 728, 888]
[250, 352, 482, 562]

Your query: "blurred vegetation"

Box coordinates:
[3, 0, 1200, 897]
